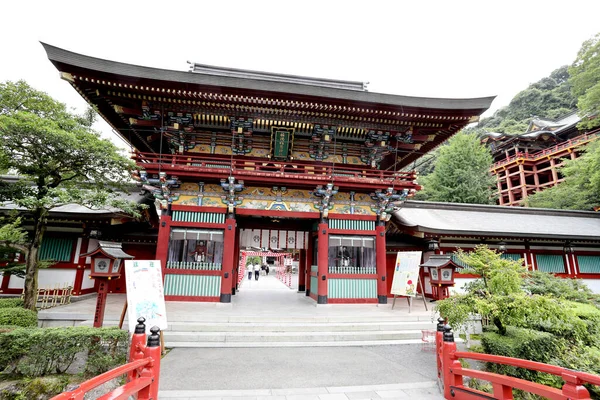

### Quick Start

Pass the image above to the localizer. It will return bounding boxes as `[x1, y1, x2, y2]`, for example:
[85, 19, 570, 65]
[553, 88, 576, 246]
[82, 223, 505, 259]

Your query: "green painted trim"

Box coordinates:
[535, 254, 565, 273]
[172, 211, 225, 223]
[328, 278, 377, 299]
[329, 219, 375, 230]
[310, 276, 318, 296]
[577, 256, 600, 274]
[39, 237, 74, 262]
[164, 274, 221, 296]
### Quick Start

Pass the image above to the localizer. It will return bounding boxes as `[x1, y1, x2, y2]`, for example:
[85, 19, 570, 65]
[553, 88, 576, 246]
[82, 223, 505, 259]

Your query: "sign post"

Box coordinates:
[390, 251, 427, 312]
[124, 260, 168, 335]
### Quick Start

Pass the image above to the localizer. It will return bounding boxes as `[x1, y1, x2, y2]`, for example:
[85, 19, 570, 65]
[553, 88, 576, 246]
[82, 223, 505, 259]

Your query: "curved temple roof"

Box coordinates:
[394, 201, 600, 241]
[42, 43, 495, 112]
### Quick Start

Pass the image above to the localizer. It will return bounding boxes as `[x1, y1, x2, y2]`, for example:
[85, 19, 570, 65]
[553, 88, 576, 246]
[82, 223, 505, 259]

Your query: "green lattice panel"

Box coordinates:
[171, 211, 225, 223]
[328, 279, 377, 299]
[535, 254, 565, 273]
[39, 237, 74, 262]
[329, 220, 375, 230]
[577, 256, 600, 274]
[164, 274, 221, 296]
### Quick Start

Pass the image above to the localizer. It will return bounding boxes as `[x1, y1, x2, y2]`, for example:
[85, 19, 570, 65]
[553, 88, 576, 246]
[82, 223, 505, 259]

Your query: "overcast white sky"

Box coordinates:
[1, 1, 598, 150]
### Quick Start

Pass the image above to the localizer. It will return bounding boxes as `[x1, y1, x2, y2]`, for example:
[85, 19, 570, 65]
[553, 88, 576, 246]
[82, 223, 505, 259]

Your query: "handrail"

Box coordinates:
[51, 318, 161, 400]
[131, 151, 418, 185]
[492, 129, 600, 169]
[436, 319, 599, 399]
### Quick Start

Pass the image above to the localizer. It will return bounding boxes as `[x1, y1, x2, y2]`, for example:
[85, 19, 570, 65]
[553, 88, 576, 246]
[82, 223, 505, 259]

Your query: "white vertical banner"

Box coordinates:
[261, 229, 270, 248]
[269, 230, 279, 249]
[240, 229, 250, 248]
[390, 251, 422, 297]
[125, 260, 168, 333]
[296, 231, 305, 250]
[251, 229, 261, 248]
[278, 230, 287, 249]
[287, 231, 297, 249]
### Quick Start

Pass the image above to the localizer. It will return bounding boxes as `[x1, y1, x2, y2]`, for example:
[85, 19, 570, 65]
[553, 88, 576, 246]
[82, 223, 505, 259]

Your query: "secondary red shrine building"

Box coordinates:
[41, 43, 494, 304]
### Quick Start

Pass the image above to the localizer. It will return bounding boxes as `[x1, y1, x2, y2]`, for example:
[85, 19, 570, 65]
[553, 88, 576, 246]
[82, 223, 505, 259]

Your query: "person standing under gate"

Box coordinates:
[265, 264, 270, 275]
[254, 263, 260, 280]
[248, 263, 253, 280]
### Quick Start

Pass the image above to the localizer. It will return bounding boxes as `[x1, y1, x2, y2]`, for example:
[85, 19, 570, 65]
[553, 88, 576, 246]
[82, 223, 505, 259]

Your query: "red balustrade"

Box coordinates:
[52, 318, 161, 400]
[436, 320, 600, 399]
[492, 129, 600, 170]
[132, 151, 418, 188]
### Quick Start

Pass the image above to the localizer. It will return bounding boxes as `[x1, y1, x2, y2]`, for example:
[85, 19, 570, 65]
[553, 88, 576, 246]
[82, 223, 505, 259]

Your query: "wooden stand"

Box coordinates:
[392, 274, 428, 313]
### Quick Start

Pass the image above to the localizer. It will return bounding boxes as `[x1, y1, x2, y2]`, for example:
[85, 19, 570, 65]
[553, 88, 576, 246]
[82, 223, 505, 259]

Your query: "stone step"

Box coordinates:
[164, 338, 428, 348]
[165, 320, 435, 332]
[164, 329, 425, 343]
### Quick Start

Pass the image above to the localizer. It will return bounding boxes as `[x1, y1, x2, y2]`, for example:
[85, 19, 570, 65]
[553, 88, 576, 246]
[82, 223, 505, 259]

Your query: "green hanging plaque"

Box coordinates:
[271, 127, 294, 160]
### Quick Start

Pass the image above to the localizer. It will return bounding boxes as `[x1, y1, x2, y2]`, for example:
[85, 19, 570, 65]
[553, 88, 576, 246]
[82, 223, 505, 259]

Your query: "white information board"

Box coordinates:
[125, 260, 168, 333]
[390, 251, 422, 297]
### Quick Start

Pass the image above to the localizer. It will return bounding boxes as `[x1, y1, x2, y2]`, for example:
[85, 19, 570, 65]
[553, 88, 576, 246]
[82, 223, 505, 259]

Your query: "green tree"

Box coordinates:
[477, 65, 577, 134]
[0, 80, 140, 310]
[418, 132, 496, 204]
[569, 32, 600, 130]
[526, 140, 600, 210]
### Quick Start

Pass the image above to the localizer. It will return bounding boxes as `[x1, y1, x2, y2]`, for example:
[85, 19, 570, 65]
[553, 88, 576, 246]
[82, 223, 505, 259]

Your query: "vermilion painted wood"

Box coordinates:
[328, 229, 376, 235]
[171, 204, 226, 213]
[328, 214, 378, 221]
[164, 295, 220, 302]
[328, 274, 378, 279]
[327, 298, 377, 304]
[96, 378, 153, 400]
[50, 358, 152, 400]
[167, 221, 226, 229]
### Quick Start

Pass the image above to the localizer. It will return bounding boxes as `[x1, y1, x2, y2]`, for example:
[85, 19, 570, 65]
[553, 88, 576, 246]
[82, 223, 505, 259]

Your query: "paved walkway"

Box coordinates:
[39, 274, 442, 399]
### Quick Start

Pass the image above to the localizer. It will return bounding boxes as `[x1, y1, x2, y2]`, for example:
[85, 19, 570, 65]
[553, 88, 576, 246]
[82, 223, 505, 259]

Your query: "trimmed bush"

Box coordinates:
[481, 326, 566, 388]
[0, 326, 129, 377]
[0, 298, 24, 308]
[0, 307, 37, 327]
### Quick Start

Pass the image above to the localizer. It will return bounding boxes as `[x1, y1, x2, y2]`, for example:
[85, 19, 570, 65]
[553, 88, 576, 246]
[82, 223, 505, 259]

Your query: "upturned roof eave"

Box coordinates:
[41, 42, 496, 114]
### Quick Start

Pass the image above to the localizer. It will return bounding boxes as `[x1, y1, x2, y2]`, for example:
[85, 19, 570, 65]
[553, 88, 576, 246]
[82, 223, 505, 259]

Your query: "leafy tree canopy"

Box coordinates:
[474, 65, 577, 135]
[0, 80, 141, 310]
[526, 140, 600, 210]
[417, 132, 496, 204]
[569, 32, 600, 130]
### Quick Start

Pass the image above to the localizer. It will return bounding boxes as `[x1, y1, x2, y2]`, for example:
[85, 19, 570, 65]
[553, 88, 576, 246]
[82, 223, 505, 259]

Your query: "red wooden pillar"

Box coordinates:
[232, 226, 240, 295]
[305, 235, 313, 296]
[220, 217, 236, 303]
[0, 273, 10, 294]
[375, 223, 387, 304]
[155, 210, 172, 276]
[317, 222, 329, 304]
[298, 249, 306, 292]
[93, 280, 109, 328]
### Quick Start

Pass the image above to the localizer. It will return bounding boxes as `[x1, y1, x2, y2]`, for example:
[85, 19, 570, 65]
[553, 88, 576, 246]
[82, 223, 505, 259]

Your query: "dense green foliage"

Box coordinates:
[417, 133, 496, 204]
[0, 326, 128, 377]
[526, 140, 600, 210]
[437, 246, 600, 398]
[569, 33, 600, 130]
[0, 299, 23, 309]
[0, 80, 142, 310]
[245, 256, 261, 266]
[0, 308, 37, 328]
[475, 66, 577, 134]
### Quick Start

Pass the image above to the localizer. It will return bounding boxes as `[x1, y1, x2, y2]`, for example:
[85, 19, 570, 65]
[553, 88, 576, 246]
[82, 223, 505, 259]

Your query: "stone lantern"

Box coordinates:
[81, 241, 134, 327]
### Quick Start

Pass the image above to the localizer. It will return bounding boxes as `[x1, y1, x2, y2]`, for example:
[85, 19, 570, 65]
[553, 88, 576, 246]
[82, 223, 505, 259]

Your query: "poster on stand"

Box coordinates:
[125, 260, 168, 334]
[390, 251, 422, 297]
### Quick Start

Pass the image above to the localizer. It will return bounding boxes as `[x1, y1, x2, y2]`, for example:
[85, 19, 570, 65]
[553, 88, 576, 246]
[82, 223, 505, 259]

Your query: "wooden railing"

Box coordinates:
[51, 318, 161, 400]
[436, 318, 600, 399]
[132, 151, 417, 187]
[492, 129, 600, 170]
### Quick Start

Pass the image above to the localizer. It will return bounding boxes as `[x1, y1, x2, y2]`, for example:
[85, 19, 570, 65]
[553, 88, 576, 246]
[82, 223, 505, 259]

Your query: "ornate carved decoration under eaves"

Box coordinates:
[220, 176, 245, 218]
[313, 183, 339, 220]
[133, 170, 181, 209]
[309, 125, 336, 161]
[230, 117, 254, 155]
[370, 187, 412, 222]
[361, 130, 392, 168]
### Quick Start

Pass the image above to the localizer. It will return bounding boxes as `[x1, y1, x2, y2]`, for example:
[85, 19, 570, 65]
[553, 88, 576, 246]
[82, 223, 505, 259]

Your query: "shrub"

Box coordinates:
[0, 326, 129, 377]
[481, 326, 566, 388]
[524, 271, 597, 304]
[0, 298, 24, 308]
[0, 307, 37, 327]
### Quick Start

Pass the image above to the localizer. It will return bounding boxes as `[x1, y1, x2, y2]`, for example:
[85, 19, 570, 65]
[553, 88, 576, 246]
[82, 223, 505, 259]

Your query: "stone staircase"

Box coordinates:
[162, 315, 435, 348]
